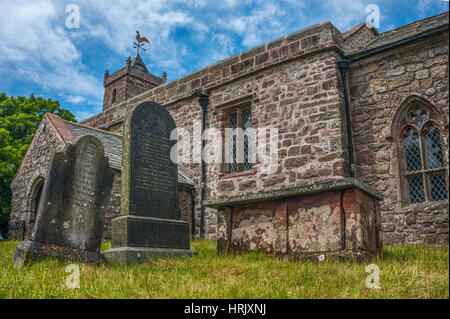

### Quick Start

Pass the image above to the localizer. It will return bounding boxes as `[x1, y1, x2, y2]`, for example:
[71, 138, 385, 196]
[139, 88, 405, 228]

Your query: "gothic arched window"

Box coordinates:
[396, 101, 448, 204]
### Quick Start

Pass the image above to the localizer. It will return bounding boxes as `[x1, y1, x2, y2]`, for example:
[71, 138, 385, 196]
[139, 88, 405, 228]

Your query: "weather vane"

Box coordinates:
[133, 30, 151, 55]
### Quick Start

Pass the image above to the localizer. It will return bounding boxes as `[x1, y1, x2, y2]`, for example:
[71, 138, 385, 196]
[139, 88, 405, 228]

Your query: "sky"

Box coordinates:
[0, 0, 448, 121]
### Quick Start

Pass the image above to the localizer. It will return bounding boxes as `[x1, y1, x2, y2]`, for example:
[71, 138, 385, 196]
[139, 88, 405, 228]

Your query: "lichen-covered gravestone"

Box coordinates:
[13, 135, 115, 267]
[103, 101, 195, 264]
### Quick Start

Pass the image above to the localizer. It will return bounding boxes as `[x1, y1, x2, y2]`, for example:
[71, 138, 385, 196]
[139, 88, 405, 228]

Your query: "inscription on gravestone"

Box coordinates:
[131, 111, 178, 219]
[104, 101, 195, 265]
[13, 135, 115, 267]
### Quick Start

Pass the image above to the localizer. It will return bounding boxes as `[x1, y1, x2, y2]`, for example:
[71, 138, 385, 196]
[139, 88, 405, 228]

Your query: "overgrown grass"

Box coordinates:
[0, 240, 448, 298]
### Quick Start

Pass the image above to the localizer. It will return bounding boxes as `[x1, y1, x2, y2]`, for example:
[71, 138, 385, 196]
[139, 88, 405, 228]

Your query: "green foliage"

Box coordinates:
[0, 93, 76, 235]
[0, 240, 448, 298]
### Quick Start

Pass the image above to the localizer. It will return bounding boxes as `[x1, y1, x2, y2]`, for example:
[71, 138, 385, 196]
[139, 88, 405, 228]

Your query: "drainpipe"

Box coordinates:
[190, 187, 196, 239]
[338, 60, 354, 178]
[191, 89, 209, 239]
[337, 25, 448, 178]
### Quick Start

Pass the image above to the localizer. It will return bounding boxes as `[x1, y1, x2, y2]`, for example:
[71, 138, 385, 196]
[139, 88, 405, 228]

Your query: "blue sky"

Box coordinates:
[0, 0, 448, 121]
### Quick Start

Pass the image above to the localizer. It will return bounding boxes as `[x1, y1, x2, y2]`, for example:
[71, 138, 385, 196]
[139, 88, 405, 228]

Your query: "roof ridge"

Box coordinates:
[377, 11, 448, 37]
[63, 120, 123, 138]
[342, 23, 366, 39]
[46, 113, 75, 143]
[348, 12, 449, 52]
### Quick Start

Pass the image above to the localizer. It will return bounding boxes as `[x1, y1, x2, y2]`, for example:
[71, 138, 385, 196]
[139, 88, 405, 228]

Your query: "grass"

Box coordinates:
[0, 240, 448, 299]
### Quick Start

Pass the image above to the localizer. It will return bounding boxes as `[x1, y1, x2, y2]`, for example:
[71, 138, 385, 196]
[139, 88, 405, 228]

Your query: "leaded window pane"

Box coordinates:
[424, 125, 444, 169]
[408, 176, 425, 203]
[404, 129, 422, 172]
[229, 113, 237, 173]
[429, 173, 448, 201]
[243, 109, 252, 171]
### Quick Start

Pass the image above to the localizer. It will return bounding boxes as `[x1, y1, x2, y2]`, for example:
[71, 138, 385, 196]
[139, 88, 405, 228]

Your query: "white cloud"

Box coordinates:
[0, 0, 102, 104]
[225, 0, 239, 7]
[78, 0, 208, 58]
[220, 2, 288, 47]
[74, 109, 101, 121]
[0, 0, 212, 117]
[66, 95, 86, 104]
[415, 0, 447, 18]
[321, 0, 368, 31]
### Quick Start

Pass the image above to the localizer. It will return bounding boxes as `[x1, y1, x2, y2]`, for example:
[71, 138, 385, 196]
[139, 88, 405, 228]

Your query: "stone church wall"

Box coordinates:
[349, 32, 449, 245]
[9, 115, 67, 238]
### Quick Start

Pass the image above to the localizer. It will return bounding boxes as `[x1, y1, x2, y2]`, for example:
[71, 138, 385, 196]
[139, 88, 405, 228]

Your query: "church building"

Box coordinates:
[9, 12, 449, 252]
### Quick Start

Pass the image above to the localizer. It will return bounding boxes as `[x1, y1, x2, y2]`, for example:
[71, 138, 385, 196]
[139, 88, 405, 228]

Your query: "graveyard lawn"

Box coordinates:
[0, 240, 448, 299]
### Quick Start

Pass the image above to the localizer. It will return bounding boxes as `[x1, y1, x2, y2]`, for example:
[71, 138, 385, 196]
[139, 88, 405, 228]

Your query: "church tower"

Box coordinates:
[102, 54, 165, 111]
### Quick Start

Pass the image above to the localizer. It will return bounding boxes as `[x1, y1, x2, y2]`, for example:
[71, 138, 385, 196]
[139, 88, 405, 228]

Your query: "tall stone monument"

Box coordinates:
[104, 101, 195, 264]
[13, 135, 115, 267]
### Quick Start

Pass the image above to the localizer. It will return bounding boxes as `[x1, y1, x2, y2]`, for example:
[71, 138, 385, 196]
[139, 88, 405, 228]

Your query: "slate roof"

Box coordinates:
[358, 12, 449, 53]
[62, 121, 194, 187]
[64, 121, 123, 171]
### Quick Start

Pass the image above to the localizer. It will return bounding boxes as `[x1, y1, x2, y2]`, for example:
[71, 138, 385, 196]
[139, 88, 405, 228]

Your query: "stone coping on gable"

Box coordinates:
[348, 11, 448, 58]
[203, 178, 383, 209]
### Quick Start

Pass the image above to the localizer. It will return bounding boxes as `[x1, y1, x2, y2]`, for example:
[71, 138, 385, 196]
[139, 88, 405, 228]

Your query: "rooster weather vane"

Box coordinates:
[133, 31, 151, 55]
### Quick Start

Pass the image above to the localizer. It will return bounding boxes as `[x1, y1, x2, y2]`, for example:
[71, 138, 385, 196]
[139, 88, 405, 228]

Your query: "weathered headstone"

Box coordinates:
[104, 101, 195, 264]
[13, 135, 115, 267]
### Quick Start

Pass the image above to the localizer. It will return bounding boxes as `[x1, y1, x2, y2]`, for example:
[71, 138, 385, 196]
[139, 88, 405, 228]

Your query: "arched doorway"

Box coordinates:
[29, 178, 44, 236]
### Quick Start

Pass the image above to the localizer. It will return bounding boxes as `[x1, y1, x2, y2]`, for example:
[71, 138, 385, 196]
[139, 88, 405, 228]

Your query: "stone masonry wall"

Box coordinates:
[179, 188, 193, 235]
[342, 25, 378, 52]
[10, 115, 67, 237]
[103, 65, 163, 111]
[103, 173, 122, 240]
[216, 187, 382, 260]
[203, 50, 350, 236]
[103, 75, 128, 111]
[349, 32, 449, 245]
[80, 21, 351, 239]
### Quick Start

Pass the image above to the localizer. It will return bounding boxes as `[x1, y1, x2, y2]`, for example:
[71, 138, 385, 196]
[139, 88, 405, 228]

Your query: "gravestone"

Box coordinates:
[103, 101, 195, 264]
[13, 135, 115, 267]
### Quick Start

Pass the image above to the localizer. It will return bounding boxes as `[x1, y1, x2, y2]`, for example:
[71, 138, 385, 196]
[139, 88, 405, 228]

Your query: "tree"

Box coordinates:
[0, 93, 76, 236]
